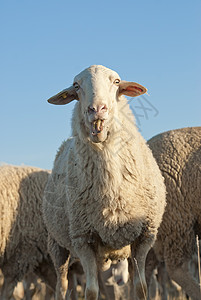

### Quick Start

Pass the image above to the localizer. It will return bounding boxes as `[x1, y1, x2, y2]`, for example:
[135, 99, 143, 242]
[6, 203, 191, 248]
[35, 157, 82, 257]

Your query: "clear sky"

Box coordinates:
[1, 0, 201, 170]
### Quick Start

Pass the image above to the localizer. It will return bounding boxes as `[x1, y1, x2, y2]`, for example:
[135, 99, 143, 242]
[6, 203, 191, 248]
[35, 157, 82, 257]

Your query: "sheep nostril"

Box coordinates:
[101, 105, 107, 111]
[98, 105, 107, 113]
[88, 105, 107, 114]
[88, 106, 96, 114]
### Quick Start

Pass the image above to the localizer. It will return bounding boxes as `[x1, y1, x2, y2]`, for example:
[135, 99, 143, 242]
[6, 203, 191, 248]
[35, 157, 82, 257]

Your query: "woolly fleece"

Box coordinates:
[0, 165, 56, 294]
[148, 126, 201, 299]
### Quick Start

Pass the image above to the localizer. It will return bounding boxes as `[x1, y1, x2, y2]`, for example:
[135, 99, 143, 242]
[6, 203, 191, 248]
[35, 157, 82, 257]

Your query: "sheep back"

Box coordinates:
[0, 165, 50, 275]
[148, 126, 201, 265]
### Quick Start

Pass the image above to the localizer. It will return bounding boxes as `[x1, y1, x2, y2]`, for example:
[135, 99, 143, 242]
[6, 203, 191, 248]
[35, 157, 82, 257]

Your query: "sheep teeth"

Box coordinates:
[96, 119, 102, 132]
[92, 120, 103, 135]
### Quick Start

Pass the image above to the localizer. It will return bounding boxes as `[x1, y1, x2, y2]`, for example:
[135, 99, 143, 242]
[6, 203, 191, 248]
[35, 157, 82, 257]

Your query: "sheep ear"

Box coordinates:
[47, 86, 78, 105]
[119, 81, 147, 97]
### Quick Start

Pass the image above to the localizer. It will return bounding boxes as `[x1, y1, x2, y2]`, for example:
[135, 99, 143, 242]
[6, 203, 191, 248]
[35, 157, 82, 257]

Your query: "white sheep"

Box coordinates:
[43, 65, 166, 300]
[148, 126, 201, 300]
[100, 260, 130, 300]
[0, 164, 56, 299]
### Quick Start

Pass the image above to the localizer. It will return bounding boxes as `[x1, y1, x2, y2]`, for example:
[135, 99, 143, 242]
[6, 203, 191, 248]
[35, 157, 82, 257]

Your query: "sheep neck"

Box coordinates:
[71, 98, 141, 205]
[75, 139, 123, 196]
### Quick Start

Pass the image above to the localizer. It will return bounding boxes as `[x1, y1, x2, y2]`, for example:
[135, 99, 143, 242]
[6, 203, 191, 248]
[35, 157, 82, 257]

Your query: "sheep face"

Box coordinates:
[47, 65, 147, 143]
[73, 65, 121, 143]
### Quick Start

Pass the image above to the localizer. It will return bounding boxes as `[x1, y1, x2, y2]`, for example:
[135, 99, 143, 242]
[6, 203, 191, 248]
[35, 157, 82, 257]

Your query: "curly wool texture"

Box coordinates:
[43, 93, 166, 262]
[0, 165, 55, 289]
[148, 127, 201, 266]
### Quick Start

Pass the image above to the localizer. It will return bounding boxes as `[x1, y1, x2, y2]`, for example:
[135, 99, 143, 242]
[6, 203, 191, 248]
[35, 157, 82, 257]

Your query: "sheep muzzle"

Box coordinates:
[91, 119, 104, 135]
[90, 119, 108, 143]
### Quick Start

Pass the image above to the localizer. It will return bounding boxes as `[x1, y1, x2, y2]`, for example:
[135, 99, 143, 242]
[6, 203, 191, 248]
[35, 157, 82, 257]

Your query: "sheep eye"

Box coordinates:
[73, 82, 80, 91]
[114, 79, 120, 85]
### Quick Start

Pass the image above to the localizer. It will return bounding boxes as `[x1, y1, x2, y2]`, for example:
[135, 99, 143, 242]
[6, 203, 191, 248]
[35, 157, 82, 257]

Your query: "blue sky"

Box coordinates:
[1, 0, 200, 169]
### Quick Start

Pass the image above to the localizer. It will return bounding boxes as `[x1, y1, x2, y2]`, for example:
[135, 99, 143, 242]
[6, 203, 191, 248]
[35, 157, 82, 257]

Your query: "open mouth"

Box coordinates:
[89, 119, 108, 143]
[91, 119, 104, 136]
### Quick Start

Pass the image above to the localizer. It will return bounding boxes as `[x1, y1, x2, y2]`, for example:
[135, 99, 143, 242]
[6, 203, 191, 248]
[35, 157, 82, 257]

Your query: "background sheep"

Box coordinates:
[43, 65, 166, 300]
[0, 165, 56, 299]
[99, 260, 130, 300]
[147, 126, 201, 300]
[145, 250, 183, 300]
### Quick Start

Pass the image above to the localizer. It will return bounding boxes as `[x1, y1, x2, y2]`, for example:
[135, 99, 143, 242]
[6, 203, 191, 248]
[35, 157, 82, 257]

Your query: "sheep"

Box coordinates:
[100, 260, 130, 300]
[145, 251, 183, 300]
[147, 126, 201, 300]
[67, 259, 130, 300]
[0, 164, 56, 299]
[43, 65, 166, 300]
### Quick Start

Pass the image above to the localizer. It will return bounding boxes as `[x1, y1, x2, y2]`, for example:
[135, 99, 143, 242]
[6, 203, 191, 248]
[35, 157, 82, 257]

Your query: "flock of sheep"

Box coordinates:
[0, 65, 200, 300]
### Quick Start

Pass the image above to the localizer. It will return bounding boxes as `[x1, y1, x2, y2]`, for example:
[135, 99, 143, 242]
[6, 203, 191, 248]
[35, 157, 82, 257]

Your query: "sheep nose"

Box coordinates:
[88, 105, 107, 114]
[97, 105, 107, 113]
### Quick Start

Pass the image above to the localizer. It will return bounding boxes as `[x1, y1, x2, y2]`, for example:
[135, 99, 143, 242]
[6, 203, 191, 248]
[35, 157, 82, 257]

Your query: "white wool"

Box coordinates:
[148, 126, 201, 300]
[43, 65, 166, 300]
[0, 164, 56, 297]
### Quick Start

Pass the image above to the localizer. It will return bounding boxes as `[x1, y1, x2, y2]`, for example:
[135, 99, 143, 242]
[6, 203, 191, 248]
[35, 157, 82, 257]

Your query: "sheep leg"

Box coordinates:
[157, 262, 168, 300]
[166, 259, 201, 300]
[48, 234, 70, 300]
[68, 271, 78, 300]
[145, 248, 158, 288]
[34, 258, 56, 291]
[23, 273, 39, 300]
[131, 236, 154, 300]
[97, 270, 111, 300]
[127, 258, 135, 300]
[0, 277, 16, 300]
[145, 248, 159, 300]
[75, 244, 98, 300]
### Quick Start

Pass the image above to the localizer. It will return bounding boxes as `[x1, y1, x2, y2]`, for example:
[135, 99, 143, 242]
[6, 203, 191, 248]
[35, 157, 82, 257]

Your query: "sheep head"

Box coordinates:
[47, 65, 147, 143]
